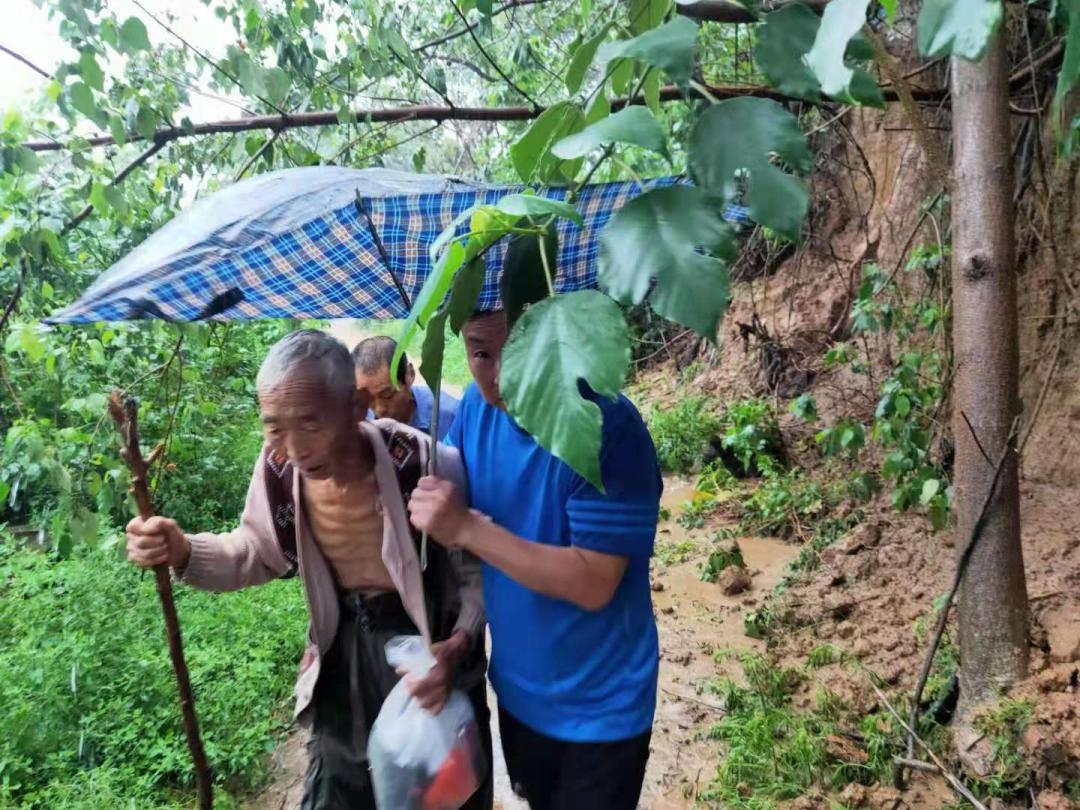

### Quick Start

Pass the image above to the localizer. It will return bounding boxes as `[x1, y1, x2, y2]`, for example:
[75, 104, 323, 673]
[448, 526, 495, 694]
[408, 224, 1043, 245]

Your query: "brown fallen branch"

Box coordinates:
[866, 678, 989, 810]
[903, 417, 1019, 776]
[108, 392, 213, 810]
[22, 82, 947, 153]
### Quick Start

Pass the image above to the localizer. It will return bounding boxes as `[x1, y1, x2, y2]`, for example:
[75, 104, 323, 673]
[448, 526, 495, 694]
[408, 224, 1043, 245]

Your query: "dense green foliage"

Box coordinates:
[808, 248, 951, 529]
[647, 396, 722, 474]
[2, 320, 293, 543]
[0, 541, 306, 808]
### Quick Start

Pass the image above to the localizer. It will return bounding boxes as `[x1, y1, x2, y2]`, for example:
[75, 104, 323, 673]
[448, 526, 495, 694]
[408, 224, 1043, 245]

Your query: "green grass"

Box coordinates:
[974, 698, 1036, 798]
[0, 540, 307, 808]
[655, 538, 696, 566]
[700, 653, 908, 808]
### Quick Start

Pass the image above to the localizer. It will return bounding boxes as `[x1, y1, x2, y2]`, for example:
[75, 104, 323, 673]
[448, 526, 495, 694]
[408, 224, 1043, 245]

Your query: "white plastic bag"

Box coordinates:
[368, 636, 486, 810]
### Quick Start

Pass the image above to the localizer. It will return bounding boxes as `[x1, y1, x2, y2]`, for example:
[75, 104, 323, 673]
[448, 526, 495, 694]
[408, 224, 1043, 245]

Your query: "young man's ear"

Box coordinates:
[351, 385, 371, 422]
[405, 363, 416, 388]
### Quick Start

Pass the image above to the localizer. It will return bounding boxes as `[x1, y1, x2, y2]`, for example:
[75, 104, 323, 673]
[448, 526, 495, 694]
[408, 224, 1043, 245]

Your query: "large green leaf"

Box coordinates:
[917, 0, 1003, 60]
[392, 240, 465, 381]
[500, 291, 630, 490]
[510, 102, 586, 184]
[803, 0, 885, 107]
[261, 67, 291, 105]
[447, 257, 487, 334]
[756, 5, 881, 105]
[552, 106, 669, 160]
[419, 308, 449, 400]
[566, 25, 611, 93]
[119, 16, 152, 53]
[643, 68, 662, 116]
[586, 90, 611, 124]
[501, 228, 558, 328]
[68, 82, 97, 120]
[598, 17, 698, 86]
[754, 5, 821, 101]
[609, 58, 634, 95]
[630, 0, 671, 33]
[688, 97, 812, 242]
[598, 185, 735, 340]
[78, 50, 105, 91]
[135, 107, 158, 141]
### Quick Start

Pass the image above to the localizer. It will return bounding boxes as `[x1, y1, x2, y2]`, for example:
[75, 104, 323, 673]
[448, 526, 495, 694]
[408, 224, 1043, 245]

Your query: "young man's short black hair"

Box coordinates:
[351, 335, 408, 384]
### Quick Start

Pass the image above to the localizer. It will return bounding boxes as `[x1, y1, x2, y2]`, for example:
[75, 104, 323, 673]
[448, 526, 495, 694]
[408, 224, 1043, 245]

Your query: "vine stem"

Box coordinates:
[611, 156, 646, 191]
[902, 417, 1019, 773]
[538, 231, 556, 297]
[689, 79, 721, 105]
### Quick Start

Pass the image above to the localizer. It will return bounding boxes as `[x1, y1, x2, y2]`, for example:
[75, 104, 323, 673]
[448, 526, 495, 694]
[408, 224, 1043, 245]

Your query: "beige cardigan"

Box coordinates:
[177, 420, 484, 718]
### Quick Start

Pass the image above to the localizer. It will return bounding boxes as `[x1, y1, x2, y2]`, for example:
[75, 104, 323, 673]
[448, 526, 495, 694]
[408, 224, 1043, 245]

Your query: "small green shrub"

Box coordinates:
[807, 644, 845, 669]
[817, 261, 951, 530]
[655, 538, 695, 566]
[702, 539, 745, 583]
[677, 494, 717, 530]
[701, 654, 909, 806]
[721, 398, 784, 476]
[974, 698, 1036, 799]
[648, 396, 722, 474]
[739, 467, 827, 537]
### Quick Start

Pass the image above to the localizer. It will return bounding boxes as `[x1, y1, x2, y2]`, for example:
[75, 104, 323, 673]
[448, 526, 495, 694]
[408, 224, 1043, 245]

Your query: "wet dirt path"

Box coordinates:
[243, 476, 798, 810]
[641, 477, 798, 808]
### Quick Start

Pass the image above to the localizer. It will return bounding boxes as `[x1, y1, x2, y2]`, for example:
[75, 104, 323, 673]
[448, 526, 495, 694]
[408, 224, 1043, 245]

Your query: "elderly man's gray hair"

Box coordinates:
[255, 330, 355, 401]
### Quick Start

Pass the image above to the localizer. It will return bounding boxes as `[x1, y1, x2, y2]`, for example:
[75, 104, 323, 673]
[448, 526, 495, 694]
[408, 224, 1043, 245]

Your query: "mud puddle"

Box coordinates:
[644, 477, 799, 808]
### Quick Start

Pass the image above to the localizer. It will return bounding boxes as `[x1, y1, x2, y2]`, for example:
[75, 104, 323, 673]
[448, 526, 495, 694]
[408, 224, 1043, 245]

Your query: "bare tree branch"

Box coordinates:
[130, 0, 288, 116]
[0, 44, 50, 79]
[432, 55, 499, 83]
[449, 0, 538, 107]
[22, 82, 948, 153]
[417, 0, 548, 51]
[0, 263, 26, 335]
[62, 140, 169, 235]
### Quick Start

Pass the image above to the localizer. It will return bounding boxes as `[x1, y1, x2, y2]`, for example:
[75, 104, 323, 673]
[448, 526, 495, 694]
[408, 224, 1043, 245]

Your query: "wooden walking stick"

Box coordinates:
[109, 391, 213, 809]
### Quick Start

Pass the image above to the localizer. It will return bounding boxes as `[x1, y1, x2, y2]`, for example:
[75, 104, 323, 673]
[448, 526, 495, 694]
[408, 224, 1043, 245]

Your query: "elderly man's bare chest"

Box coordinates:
[303, 474, 394, 592]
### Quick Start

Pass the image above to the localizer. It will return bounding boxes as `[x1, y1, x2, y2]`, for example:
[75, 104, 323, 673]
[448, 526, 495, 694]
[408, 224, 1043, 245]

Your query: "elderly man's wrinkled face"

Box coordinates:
[355, 361, 416, 422]
[257, 363, 367, 480]
[462, 312, 508, 409]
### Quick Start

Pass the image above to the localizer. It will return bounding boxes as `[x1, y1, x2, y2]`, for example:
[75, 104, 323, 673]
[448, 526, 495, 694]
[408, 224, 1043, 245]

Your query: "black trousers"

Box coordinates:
[301, 592, 493, 810]
[498, 707, 651, 810]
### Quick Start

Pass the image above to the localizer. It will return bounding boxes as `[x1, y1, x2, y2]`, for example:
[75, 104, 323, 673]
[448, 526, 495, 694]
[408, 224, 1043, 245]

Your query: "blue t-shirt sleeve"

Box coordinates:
[566, 400, 661, 559]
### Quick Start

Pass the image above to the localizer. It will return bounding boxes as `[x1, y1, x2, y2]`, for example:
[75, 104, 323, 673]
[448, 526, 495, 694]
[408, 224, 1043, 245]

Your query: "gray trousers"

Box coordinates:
[300, 592, 493, 810]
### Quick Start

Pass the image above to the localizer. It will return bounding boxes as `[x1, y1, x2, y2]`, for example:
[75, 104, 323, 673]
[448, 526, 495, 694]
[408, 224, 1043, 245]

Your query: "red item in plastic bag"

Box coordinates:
[423, 747, 479, 810]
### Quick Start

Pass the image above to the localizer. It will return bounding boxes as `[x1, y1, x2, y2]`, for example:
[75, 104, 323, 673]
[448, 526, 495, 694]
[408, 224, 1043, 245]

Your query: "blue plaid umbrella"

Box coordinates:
[46, 167, 749, 325]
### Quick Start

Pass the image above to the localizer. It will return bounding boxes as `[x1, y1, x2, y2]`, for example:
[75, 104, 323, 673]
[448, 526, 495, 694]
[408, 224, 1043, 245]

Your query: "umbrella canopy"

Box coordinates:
[46, 167, 748, 324]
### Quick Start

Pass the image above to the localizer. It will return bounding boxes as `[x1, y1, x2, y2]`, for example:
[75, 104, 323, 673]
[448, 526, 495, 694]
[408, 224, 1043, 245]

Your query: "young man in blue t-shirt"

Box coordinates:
[408, 310, 662, 810]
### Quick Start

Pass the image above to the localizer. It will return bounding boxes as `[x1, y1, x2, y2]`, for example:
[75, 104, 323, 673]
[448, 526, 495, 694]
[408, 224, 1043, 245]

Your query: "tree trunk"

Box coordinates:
[950, 34, 1029, 711]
